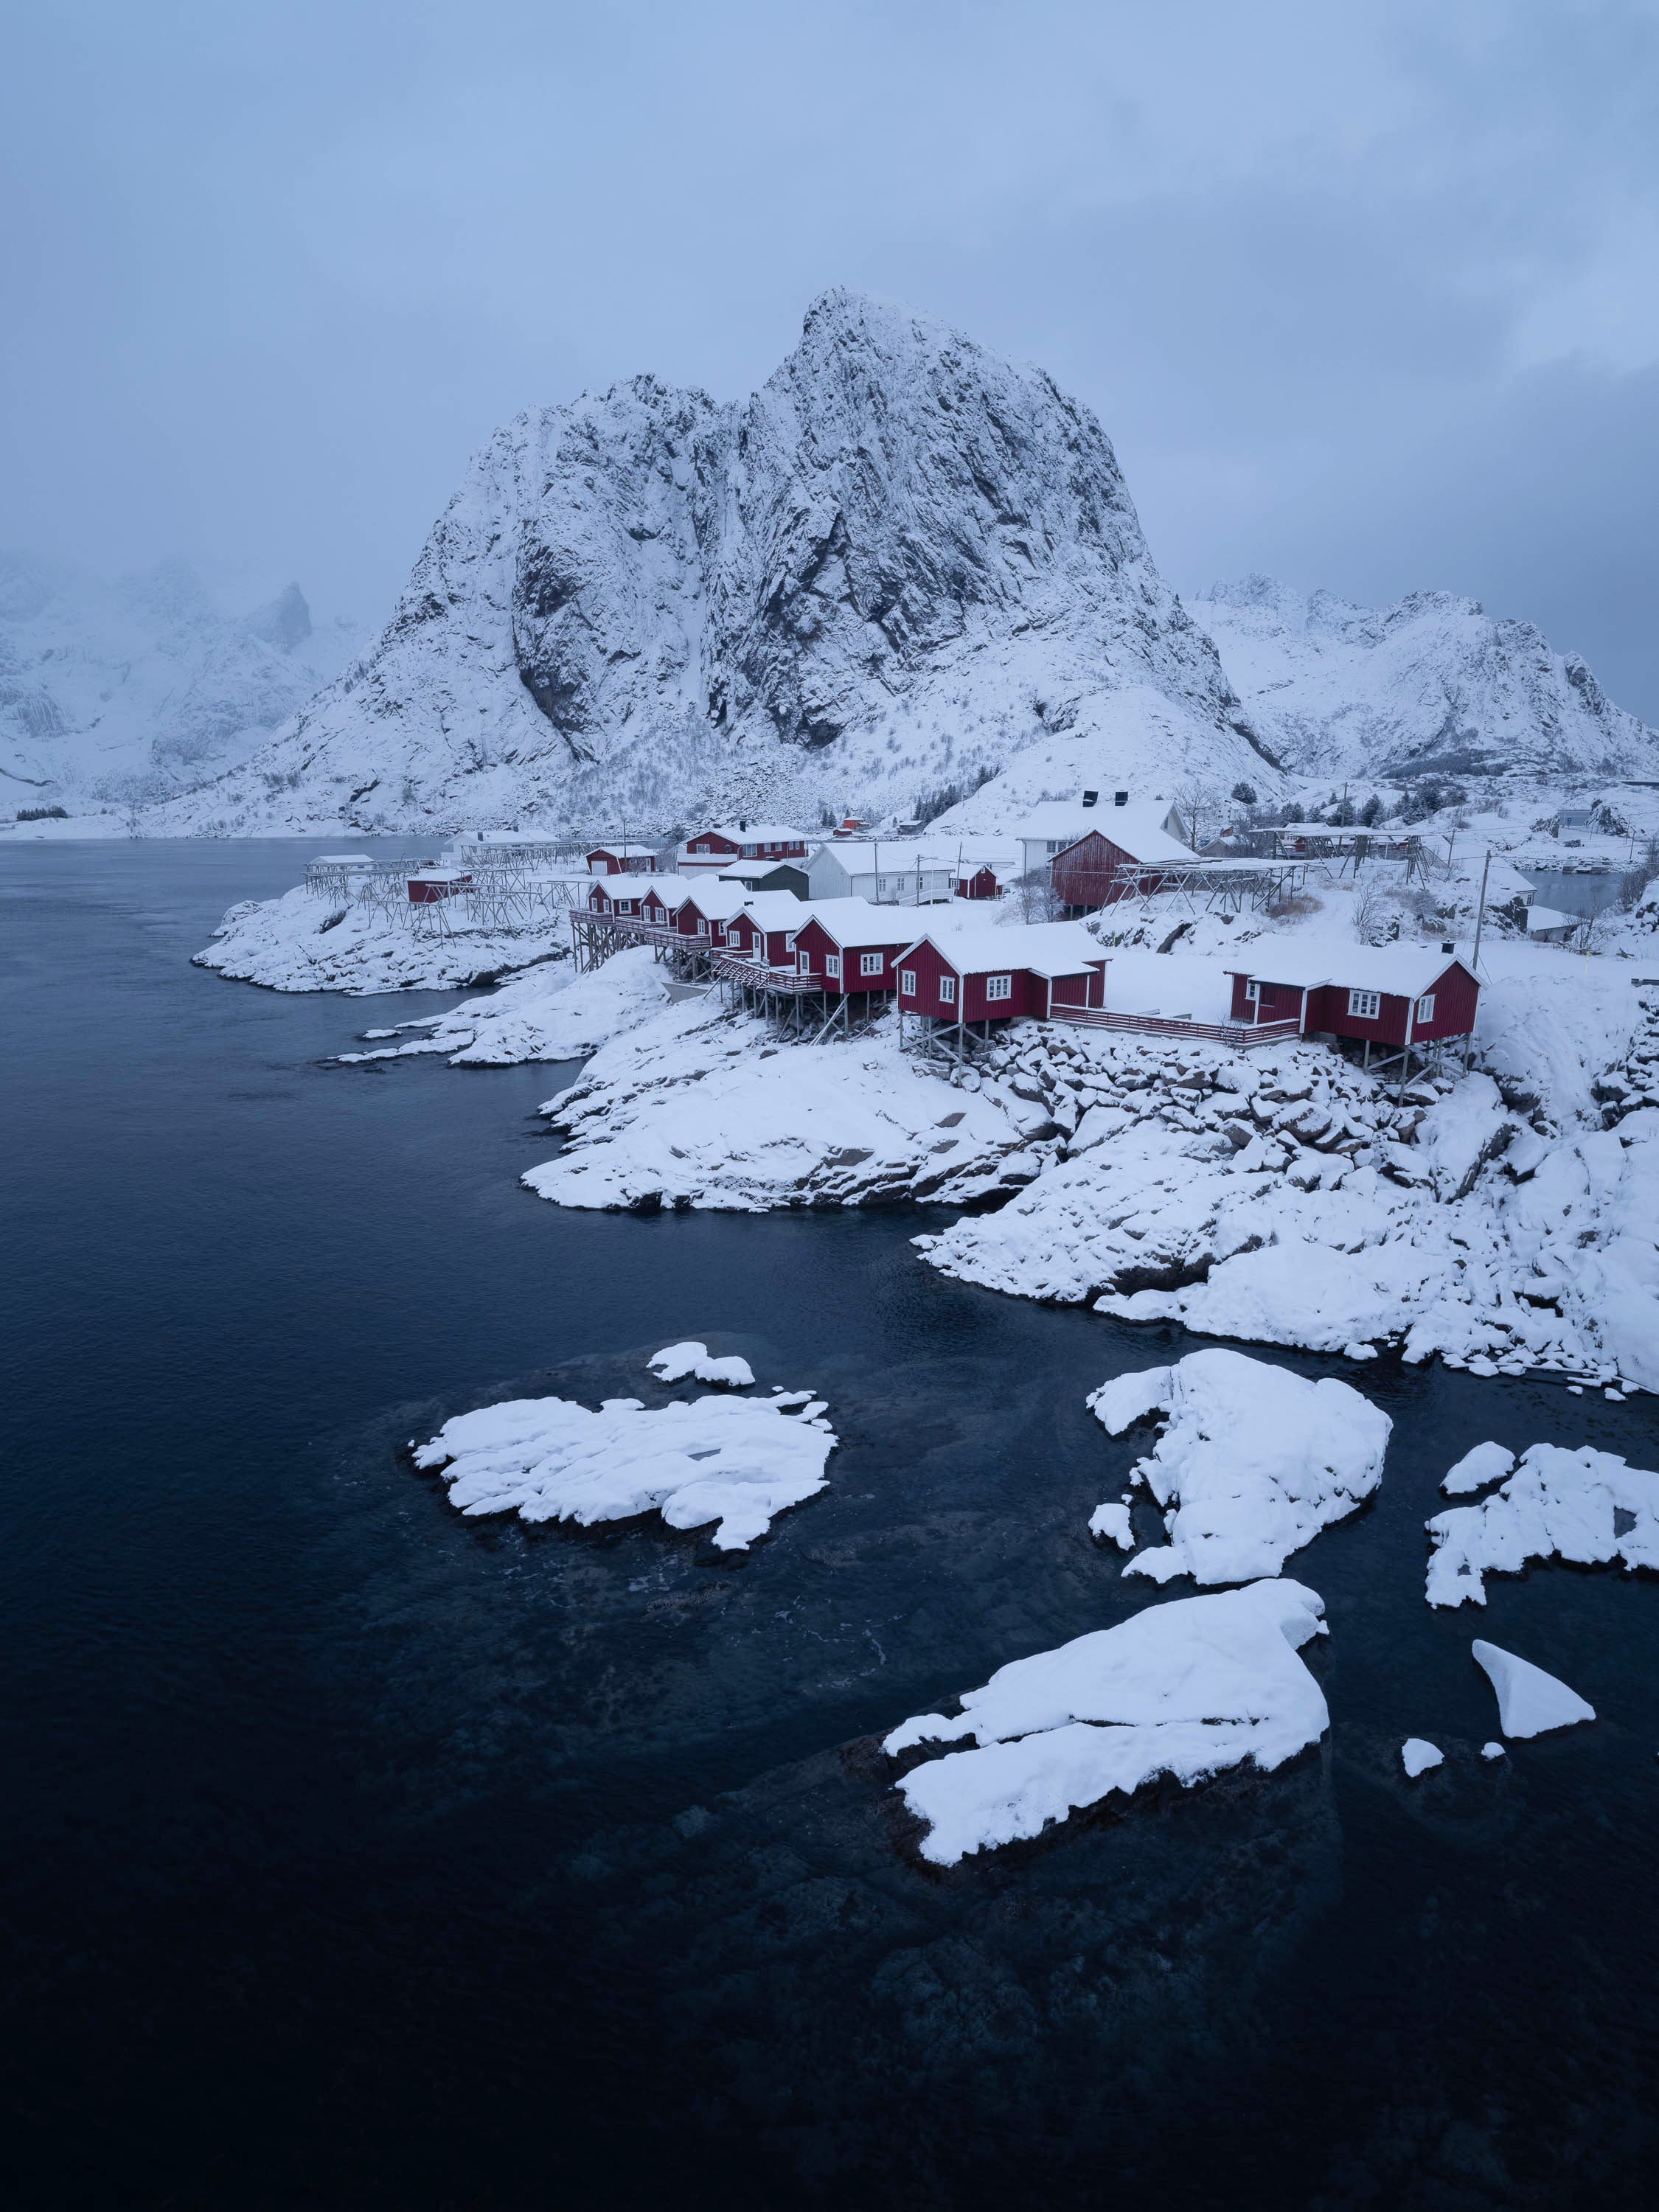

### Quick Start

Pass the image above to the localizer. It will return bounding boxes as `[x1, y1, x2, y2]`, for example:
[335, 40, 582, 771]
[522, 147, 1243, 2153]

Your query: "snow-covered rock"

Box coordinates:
[524, 998, 1038, 1213]
[1425, 1443, 1659, 1607]
[1481, 1741, 1506, 1761]
[882, 1579, 1329, 1865]
[145, 291, 1276, 838]
[195, 884, 566, 995]
[1441, 1441, 1517, 1496]
[335, 944, 666, 1057]
[0, 555, 363, 813]
[1192, 575, 1659, 785]
[412, 1384, 835, 1551]
[1400, 1739, 1444, 1778]
[1471, 1639, 1596, 1738]
[647, 1341, 755, 1388]
[1087, 1349, 1391, 1585]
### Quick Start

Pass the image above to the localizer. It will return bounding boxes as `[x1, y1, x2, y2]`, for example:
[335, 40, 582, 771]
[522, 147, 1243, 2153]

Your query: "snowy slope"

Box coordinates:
[0, 556, 364, 813]
[1192, 575, 1659, 785]
[147, 292, 1276, 838]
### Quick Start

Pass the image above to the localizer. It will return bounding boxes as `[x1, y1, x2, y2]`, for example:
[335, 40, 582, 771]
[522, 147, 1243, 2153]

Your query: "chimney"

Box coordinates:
[739, 818, 747, 832]
[1441, 942, 1454, 953]
[1114, 790, 1128, 807]
[1081, 790, 1098, 807]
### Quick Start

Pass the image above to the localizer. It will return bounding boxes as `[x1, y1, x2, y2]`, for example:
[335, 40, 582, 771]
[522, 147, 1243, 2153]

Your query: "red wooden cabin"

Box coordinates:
[722, 891, 807, 968]
[585, 843, 658, 876]
[788, 900, 911, 995]
[407, 869, 472, 904]
[956, 864, 1001, 900]
[675, 880, 751, 945]
[896, 922, 1108, 1025]
[1224, 946, 1479, 1048]
[586, 877, 647, 919]
[680, 821, 807, 869]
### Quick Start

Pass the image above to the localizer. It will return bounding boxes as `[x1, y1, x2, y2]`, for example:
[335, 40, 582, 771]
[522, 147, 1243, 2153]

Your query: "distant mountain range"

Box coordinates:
[1190, 576, 1659, 789]
[11, 296, 1657, 833]
[0, 556, 364, 813]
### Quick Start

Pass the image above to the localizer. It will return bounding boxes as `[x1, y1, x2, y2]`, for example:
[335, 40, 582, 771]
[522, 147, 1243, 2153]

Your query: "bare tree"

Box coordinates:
[1170, 778, 1223, 851]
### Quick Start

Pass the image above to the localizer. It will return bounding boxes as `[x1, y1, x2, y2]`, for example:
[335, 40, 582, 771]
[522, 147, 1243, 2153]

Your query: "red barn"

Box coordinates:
[789, 900, 911, 995]
[679, 821, 807, 869]
[1225, 945, 1479, 1053]
[1051, 808, 1197, 910]
[585, 843, 658, 876]
[896, 922, 1108, 1026]
[956, 863, 1001, 900]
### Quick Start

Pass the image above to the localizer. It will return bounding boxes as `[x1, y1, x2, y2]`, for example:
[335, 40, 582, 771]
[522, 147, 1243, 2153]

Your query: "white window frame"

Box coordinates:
[899, 968, 917, 996]
[798, 949, 811, 974]
[1415, 992, 1436, 1023]
[1244, 978, 1259, 1004]
[697, 919, 709, 937]
[1347, 987, 1381, 1019]
[860, 951, 883, 977]
[939, 974, 957, 1005]
[825, 953, 842, 978]
[984, 973, 1012, 1002]
[784, 933, 796, 953]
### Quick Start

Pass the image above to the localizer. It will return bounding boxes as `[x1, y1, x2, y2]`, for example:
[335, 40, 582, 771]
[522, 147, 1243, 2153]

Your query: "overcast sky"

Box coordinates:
[5, 0, 1658, 713]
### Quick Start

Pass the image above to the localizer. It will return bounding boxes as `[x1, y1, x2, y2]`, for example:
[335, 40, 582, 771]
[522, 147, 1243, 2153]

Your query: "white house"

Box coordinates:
[805, 841, 954, 905]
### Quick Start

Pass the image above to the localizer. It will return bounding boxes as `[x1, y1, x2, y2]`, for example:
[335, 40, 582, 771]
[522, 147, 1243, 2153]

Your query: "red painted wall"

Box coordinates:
[1051, 830, 1175, 910]
[1228, 961, 1478, 1043]
[793, 917, 904, 994]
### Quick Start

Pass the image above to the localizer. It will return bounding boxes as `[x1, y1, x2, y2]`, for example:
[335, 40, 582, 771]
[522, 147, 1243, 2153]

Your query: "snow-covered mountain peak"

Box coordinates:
[148, 294, 1277, 835]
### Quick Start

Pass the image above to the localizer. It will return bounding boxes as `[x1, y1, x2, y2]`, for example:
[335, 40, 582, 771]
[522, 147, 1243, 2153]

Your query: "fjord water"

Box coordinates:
[3, 842, 1658, 2211]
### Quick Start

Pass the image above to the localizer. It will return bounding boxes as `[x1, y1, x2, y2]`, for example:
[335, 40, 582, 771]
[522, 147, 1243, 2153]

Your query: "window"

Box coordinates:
[900, 969, 917, 996]
[784, 933, 796, 953]
[985, 973, 1012, 1002]
[1347, 987, 1381, 1019]
[939, 975, 957, 1005]
[798, 950, 811, 974]
[1244, 979, 1259, 1004]
[697, 919, 709, 937]
[1415, 993, 1436, 1023]
[825, 953, 842, 978]
[860, 951, 883, 976]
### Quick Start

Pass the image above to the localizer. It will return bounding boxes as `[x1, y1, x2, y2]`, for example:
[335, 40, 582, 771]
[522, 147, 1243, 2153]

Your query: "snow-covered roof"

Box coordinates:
[640, 873, 703, 905]
[808, 841, 953, 871]
[680, 879, 751, 920]
[715, 858, 804, 882]
[902, 919, 1108, 977]
[686, 821, 804, 845]
[1055, 805, 1197, 866]
[1226, 942, 1466, 995]
[739, 890, 807, 928]
[1526, 905, 1575, 933]
[797, 897, 917, 949]
[587, 839, 657, 857]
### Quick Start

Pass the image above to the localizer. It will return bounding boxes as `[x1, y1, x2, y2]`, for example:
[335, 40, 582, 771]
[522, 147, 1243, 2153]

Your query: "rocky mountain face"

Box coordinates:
[1192, 576, 1659, 789]
[0, 557, 364, 813]
[150, 291, 1278, 835]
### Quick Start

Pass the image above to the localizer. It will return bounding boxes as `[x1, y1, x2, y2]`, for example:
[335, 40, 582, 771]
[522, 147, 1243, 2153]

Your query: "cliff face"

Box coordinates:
[1192, 575, 1659, 786]
[152, 292, 1274, 835]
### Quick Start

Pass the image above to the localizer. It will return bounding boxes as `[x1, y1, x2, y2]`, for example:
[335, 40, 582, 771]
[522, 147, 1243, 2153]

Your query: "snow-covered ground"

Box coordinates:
[524, 998, 1044, 1213]
[338, 945, 667, 1060]
[1088, 1349, 1391, 1585]
[195, 883, 569, 994]
[1425, 1443, 1659, 1607]
[882, 1579, 1329, 1865]
[413, 1363, 837, 1551]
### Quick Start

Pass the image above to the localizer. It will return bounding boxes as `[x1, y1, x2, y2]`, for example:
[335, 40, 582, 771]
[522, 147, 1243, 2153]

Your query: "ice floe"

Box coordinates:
[1088, 1349, 1391, 1585]
[647, 1341, 756, 1388]
[881, 1578, 1329, 1865]
[1401, 1739, 1443, 1777]
[413, 1385, 836, 1551]
[1425, 1443, 1659, 1607]
[1472, 1639, 1596, 1737]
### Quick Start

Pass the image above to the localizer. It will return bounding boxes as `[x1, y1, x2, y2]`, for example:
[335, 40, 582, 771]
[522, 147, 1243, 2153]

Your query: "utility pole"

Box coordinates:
[1464, 847, 1491, 1071]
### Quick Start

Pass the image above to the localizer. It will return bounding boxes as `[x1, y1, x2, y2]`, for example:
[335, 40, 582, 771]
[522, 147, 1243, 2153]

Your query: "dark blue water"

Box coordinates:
[4, 842, 1658, 2209]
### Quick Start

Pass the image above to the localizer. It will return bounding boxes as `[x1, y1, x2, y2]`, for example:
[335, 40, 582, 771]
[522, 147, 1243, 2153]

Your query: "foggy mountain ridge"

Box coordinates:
[0, 554, 366, 810]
